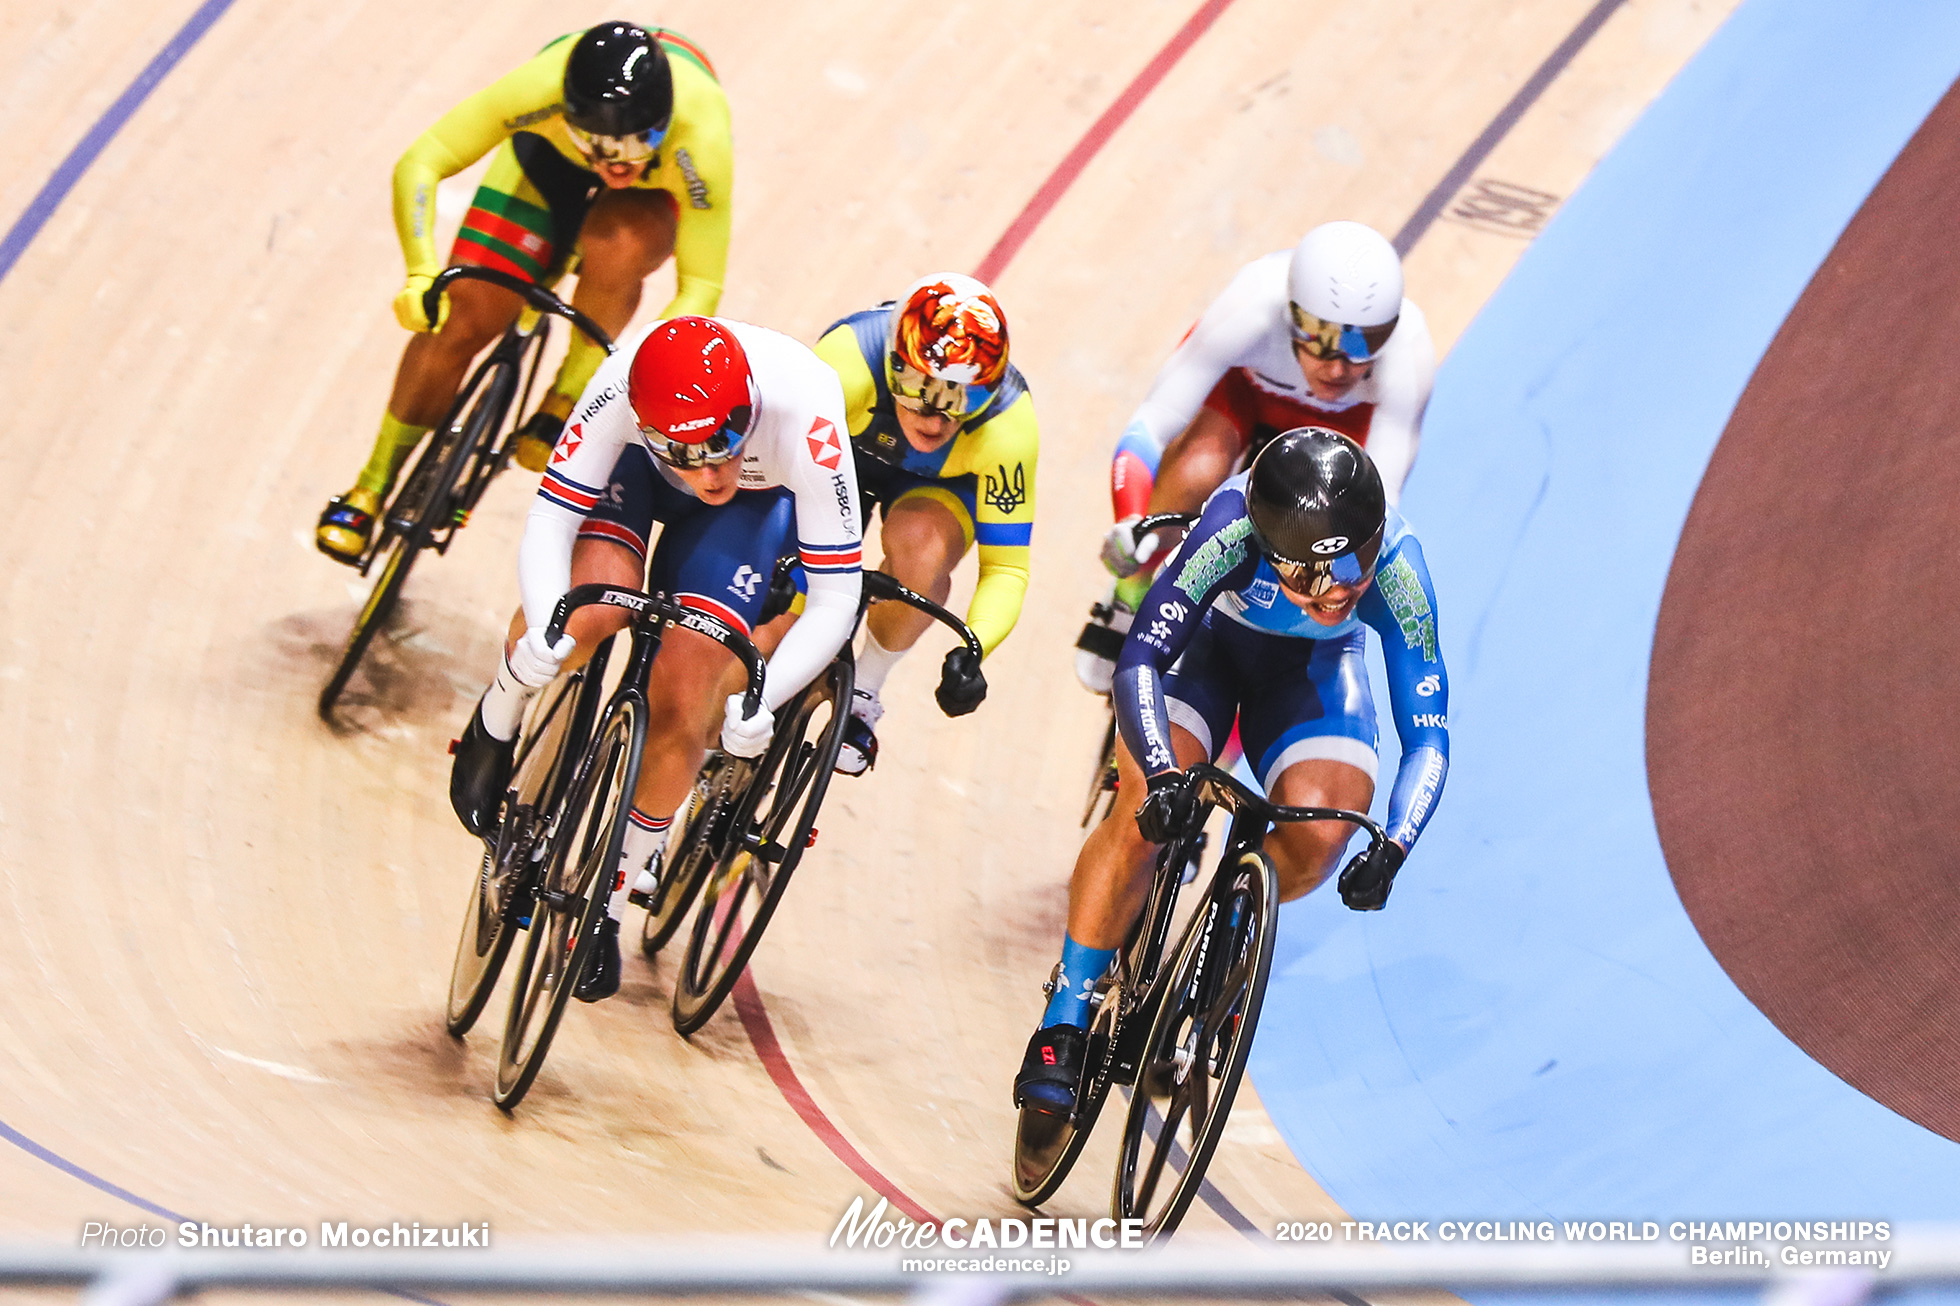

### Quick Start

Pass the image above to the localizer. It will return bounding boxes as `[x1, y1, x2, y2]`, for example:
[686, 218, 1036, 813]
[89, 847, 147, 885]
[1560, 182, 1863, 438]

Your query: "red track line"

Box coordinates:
[732, 971, 938, 1225]
[972, 0, 1242, 284]
[735, 0, 1236, 1242]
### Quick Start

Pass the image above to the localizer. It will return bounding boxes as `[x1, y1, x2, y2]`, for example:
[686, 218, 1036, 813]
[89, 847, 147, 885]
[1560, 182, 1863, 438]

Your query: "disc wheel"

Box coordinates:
[1081, 708, 1119, 828]
[639, 753, 730, 958]
[1011, 968, 1124, 1207]
[1113, 851, 1277, 1241]
[493, 697, 643, 1109]
[318, 357, 512, 717]
[671, 660, 848, 1035]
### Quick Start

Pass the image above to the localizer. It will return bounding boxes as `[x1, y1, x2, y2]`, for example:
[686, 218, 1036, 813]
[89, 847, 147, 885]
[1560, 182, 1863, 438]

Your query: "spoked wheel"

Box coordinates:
[444, 660, 605, 1036]
[639, 753, 732, 957]
[318, 356, 513, 718]
[1011, 969, 1124, 1207]
[1081, 707, 1119, 828]
[443, 826, 526, 1036]
[1114, 850, 1277, 1241]
[671, 660, 849, 1035]
[493, 698, 644, 1110]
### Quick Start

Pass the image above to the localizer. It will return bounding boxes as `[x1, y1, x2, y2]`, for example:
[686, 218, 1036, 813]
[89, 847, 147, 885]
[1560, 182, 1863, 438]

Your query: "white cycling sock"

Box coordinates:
[855, 628, 906, 698]
[615, 808, 673, 919]
[479, 649, 537, 742]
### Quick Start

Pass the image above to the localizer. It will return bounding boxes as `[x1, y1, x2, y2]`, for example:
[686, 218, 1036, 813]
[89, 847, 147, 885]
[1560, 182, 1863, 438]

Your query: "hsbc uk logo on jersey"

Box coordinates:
[550, 422, 585, 466]
[806, 417, 843, 470]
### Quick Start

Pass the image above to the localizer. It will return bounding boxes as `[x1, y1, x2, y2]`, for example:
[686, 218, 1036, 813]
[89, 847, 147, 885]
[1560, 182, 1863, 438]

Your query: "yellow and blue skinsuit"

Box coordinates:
[813, 305, 1039, 657]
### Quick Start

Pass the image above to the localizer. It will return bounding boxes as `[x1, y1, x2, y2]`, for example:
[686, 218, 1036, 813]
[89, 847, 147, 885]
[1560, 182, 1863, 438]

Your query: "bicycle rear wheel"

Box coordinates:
[493, 696, 643, 1109]
[1113, 849, 1277, 1241]
[1011, 968, 1123, 1207]
[318, 353, 515, 717]
[639, 753, 731, 958]
[671, 660, 849, 1035]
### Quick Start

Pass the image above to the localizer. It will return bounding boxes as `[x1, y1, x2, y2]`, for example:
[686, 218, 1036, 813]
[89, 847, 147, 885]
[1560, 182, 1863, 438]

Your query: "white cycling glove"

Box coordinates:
[1100, 516, 1166, 578]
[720, 693, 775, 758]
[508, 627, 576, 689]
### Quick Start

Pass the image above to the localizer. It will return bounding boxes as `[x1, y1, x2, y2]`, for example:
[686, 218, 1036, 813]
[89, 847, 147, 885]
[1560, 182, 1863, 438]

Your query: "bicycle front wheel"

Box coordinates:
[671, 660, 849, 1035]
[318, 354, 515, 718]
[1082, 708, 1119, 828]
[493, 696, 643, 1109]
[1113, 849, 1277, 1241]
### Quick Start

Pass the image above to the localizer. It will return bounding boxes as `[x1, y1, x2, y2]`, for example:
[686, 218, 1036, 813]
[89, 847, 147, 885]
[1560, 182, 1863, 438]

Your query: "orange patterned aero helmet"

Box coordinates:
[886, 272, 1009, 420]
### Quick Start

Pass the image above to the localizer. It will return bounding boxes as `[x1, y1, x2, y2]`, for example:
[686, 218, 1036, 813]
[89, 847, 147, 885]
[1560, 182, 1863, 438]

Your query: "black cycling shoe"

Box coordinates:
[448, 704, 516, 838]
[573, 917, 621, 1003]
[1014, 1024, 1088, 1117]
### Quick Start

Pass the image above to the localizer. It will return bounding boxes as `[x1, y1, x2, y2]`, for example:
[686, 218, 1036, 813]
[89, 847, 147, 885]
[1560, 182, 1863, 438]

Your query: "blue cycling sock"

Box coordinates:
[1040, 935, 1115, 1029]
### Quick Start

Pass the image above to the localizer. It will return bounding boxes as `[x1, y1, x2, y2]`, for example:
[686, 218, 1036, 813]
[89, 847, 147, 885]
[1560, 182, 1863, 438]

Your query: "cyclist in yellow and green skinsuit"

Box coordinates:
[317, 21, 732, 564]
[813, 273, 1040, 773]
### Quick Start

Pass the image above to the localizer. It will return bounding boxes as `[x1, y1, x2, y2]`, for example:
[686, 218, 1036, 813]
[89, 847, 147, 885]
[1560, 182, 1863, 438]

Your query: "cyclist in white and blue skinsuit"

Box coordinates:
[1016, 427, 1449, 1115]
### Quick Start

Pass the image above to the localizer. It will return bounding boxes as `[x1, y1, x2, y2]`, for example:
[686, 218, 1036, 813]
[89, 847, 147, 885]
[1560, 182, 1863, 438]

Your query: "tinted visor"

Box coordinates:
[888, 355, 992, 421]
[642, 404, 752, 469]
[1288, 303, 1398, 364]
[1268, 523, 1384, 598]
[566, 120, 666, 166]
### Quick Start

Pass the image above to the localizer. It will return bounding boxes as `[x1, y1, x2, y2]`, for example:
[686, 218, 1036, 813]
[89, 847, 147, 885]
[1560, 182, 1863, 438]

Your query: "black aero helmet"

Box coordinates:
[1244, 427, 1386, 597]
[563, 22, 673, 140]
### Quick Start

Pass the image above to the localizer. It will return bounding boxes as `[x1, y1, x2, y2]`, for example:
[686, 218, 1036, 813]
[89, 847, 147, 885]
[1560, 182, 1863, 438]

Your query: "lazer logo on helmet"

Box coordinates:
[667, 414, 719, 434]
[1311, 536, 1349, 555]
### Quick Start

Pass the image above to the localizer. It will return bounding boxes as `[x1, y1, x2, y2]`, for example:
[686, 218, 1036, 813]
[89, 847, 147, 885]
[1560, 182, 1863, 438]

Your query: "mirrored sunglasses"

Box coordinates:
[889, 356, 992, 421]
[642, 406, 752, 469]
[1288, 303, 1398, 365]
[566, 121, 666, 166]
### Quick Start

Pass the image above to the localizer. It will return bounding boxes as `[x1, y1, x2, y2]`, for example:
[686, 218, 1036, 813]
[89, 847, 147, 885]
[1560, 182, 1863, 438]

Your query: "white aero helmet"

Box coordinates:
[1286, 221, 1403, 364]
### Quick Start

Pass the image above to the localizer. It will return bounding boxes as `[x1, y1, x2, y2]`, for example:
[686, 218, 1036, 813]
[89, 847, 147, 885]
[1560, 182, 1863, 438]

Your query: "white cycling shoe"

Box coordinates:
[1073, 592, 1134, 695]
[627, 850, 665, 907]
[835, 688, 885, 776]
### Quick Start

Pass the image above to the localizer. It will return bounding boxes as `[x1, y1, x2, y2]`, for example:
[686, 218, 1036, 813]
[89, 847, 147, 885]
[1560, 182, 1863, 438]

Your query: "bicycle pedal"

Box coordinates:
[627, 889, 651, 908]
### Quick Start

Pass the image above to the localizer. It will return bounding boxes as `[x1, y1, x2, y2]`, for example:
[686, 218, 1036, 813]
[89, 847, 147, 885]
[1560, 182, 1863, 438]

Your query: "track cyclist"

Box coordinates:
[811, 273, 1037, 772]
[317, 22, 733, 563]
[1016, 427, 1449, 1114]
[1076, 220, 1434, 691]
[448, 315, 861, 1002]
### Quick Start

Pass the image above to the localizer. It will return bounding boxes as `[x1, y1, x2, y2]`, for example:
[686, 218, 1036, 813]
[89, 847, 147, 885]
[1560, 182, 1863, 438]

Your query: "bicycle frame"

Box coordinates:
[1108, 763, 1389, 1067]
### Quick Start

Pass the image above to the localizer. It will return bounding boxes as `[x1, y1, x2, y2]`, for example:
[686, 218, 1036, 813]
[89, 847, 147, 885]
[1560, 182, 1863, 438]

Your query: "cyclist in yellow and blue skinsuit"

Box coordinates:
[811, 274, 1040, 772]
[317, 21, 733, 564]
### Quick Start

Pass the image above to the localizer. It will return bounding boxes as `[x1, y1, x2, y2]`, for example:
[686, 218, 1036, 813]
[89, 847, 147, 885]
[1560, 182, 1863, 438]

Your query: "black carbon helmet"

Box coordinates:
[1244, 427, 1386, 596]
[563, 23, 673, 138]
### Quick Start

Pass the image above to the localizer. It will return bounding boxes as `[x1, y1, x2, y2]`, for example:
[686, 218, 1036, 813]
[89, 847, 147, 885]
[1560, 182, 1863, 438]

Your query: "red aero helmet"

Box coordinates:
[628, 317, 757, 467]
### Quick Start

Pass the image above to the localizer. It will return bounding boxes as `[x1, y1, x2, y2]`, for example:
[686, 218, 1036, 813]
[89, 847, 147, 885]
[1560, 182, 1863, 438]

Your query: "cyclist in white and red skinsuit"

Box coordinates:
[449, 315, 862, 1000]
[1078, 221, 1435, 691]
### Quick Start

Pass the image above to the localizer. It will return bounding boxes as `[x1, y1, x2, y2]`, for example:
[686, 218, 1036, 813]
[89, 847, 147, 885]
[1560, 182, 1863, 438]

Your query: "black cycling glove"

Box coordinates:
[1338, 840, 1407, 911]
[935, 647, 987, 717]
[1135, 770, 1196, 844]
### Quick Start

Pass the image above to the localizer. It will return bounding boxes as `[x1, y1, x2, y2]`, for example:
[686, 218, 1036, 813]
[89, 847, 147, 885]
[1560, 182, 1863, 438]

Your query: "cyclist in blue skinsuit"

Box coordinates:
[1014, 426, 1450, 1112]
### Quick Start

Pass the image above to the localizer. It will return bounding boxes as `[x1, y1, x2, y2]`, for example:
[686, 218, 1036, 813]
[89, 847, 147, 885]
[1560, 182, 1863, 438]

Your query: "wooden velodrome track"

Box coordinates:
[0, 0, 1733, 1284]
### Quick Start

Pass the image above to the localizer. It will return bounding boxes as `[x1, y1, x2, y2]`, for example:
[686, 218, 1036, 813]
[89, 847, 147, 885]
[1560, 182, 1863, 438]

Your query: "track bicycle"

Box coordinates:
[1076, 512, 1197, 827]
[318, 266, 614, 717]
[1011, 762, 1390, 1241]
[439, 581, 764, 1110]
[646, 567, 984, 1036]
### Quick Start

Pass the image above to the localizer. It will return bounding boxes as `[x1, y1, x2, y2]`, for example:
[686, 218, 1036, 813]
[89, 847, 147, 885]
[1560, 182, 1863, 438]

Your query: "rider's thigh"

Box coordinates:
[427, 274, 523, 356]
[565, 538, 644, 651]
[880, 491, 971, 585]
[1265, 758, 1376, 901]
[576, 189, 679, 280]
[1150, 406, 1246, 514]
